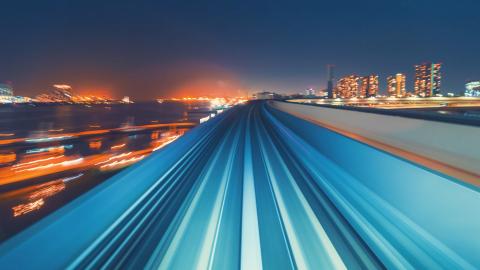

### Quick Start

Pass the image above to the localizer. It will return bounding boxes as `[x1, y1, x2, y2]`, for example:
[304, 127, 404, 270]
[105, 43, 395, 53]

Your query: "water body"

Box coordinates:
[0, 102, 210, 241]
[0, 101, 208, 137]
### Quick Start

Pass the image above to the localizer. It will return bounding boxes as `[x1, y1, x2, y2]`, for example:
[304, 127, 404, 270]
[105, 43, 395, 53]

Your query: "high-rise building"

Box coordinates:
[387, 73, 406, 97]
[0, 83, 13, 96]
[336, 75, 359, 98]
[326, 65, 335, 98]
[465, 81, 480, 97]
[414, 63, 442, 97]
[359, 74, 379, 98]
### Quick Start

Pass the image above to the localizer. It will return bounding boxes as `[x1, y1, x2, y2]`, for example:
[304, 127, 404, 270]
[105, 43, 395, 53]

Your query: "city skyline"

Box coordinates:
[0, 59, 471, 99]
[1, 1, 479, 100]
[0, 1, 480, 268]
[0, 61, 472, 101]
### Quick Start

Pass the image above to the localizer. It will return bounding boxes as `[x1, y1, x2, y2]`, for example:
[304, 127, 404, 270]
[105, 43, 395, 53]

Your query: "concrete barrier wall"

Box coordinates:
[270, 101, 480, 180]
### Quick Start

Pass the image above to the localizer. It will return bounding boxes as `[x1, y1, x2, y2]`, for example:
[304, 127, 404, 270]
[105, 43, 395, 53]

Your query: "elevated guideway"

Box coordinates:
[0, 101, 479, 269]
[271, 100, 480, 185]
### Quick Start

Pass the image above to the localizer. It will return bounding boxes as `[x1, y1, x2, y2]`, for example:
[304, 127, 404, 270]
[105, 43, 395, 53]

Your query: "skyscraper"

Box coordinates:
[326, 65, 335, 98]
[359, 74, 379, 98]
[336, 75, 359, 98]
[387, 73, 406, 97]
[414, 63, 442, 97]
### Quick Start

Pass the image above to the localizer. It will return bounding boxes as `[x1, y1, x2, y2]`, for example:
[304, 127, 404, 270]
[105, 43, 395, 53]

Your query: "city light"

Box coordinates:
[1, 1, 479, 268]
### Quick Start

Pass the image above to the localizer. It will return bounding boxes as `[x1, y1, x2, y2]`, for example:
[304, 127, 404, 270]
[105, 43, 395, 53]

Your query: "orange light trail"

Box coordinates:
[28, 181, 66, 200]
[110, 143, 126, 150]
[0, 122, 194, 146]
[13, 157, 84, 173]
[12, 199, 45, 217]
[153, 135, 180, 151]
[12, 155, 65, 169]
[100, 155, 145, 170]
[0, 128, 186, 187]
[95, 152, 132, 165]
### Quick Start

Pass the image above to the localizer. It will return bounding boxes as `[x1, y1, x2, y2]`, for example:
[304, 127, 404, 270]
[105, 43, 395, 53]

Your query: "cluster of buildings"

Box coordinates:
[2, 63, 480, 104]
[0, 83, 123, 104]
[331, 62, 443, 99]
[255, 61, 479, 101]
[336, 74, 379, 98]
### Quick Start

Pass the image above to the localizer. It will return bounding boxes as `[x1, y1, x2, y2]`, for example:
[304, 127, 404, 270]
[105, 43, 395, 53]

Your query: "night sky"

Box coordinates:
[1, 0, 479, 100]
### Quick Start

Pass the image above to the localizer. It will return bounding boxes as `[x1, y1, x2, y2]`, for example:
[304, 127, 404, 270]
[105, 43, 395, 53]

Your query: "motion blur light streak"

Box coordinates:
[27, 181, 66, 200]
[100, 155, 146, 171]
[110, 143, 126, 150]
[12, 199, 44, 217]
[13, 157, 84, 173]
[0, 129, 186, 187]
[152, 135, 180, 151]
[61, 173, 84, 183]
[1, 0, 479, 267]
[25, 135, 74, 143]
[95, 152, 133, 166]
[6, 174, 80, 218]
[25, 146, 66, 154]
[0, 101, 478, 269]
[0, 122, 194, 147]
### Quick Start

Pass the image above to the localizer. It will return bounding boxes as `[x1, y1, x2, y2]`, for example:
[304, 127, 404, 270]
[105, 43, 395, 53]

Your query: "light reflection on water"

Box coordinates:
[0, 102, 210, 241]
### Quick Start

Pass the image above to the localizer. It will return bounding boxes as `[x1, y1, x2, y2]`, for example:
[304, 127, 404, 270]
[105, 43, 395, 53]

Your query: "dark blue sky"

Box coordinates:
[1, 0, 479, 99]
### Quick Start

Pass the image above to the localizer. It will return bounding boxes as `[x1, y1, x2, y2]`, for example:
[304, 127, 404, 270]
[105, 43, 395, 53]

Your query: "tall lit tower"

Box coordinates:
[326, 65, 335, 98]
[337, 75, 359, 98]
[414, 63, 442, 97]
[359, 74, 379, 98]
[387, 73, 406, 97]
